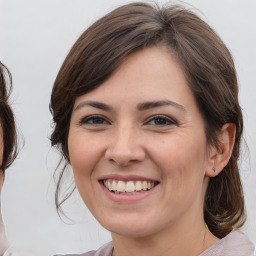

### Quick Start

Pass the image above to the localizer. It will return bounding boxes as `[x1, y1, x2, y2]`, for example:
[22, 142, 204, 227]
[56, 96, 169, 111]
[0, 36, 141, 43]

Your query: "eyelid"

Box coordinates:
[79, 114, 111, 126]
[144, 114, 177, 126]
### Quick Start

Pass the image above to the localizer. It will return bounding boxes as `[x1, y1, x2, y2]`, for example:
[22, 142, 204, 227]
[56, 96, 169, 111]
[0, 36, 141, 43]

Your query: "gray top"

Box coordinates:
[56, 230, 255, 256]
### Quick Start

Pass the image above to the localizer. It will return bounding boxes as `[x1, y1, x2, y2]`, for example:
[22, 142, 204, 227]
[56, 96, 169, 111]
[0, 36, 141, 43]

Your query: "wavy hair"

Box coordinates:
[0, 62, 18, 172]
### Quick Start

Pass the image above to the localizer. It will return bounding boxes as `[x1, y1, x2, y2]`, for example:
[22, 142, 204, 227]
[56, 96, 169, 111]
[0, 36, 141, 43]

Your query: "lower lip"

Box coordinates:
[99, 182, 158, 203]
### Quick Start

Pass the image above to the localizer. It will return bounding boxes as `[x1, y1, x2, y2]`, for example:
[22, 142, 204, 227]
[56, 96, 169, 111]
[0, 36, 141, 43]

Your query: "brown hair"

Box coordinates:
[0, 62, 18, 172]
[50, 2, 245, 238]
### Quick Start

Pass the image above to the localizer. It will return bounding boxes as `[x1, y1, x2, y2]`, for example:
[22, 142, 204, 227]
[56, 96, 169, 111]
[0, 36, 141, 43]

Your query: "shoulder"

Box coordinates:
[54, 241, 113, 256]
[3, 246, 35, 256]
[201, 230, 255, 256]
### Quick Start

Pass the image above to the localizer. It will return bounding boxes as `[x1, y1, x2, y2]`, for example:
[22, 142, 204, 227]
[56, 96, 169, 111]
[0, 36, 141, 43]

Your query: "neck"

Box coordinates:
[111, 218, 218, 256]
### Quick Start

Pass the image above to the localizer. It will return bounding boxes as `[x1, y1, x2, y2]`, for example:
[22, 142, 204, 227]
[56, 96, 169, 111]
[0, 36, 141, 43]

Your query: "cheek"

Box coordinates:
[68, 132, 101, 178]
[68, 132, 104, 207]
[150, 136, 209, 215]
[150, 134, 208, 186]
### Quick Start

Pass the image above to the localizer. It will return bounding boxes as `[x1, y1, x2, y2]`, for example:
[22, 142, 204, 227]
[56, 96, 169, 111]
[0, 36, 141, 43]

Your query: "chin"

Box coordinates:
[97, 214, 160, 238]
[108, 225, 154, 238]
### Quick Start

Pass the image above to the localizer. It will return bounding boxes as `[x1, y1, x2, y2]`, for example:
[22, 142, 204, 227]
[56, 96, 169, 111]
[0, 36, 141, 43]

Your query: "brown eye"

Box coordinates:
[147, 115, 176, 126]
[81, 115, 109, 125]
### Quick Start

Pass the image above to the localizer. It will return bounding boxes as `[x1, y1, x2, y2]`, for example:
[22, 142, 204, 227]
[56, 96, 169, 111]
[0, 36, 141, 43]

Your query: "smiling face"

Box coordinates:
[68, 46, 214, 238]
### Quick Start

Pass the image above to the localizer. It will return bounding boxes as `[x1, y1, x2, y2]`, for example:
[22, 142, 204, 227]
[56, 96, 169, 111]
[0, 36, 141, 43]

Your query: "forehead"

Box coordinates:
[74, 46, 196, 112]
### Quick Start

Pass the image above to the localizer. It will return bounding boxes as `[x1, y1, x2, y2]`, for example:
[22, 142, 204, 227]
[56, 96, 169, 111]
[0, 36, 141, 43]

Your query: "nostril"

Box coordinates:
[105, 149, 143, 165]
[108, 157, 135, 167]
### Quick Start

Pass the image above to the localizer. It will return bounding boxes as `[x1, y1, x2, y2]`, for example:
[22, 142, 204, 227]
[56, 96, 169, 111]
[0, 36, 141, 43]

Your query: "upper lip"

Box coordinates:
[98, 174, 159, 182]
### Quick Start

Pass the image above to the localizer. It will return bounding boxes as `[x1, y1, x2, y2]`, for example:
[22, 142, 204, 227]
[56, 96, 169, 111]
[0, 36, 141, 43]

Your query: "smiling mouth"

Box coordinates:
[101, 179, 159, 195]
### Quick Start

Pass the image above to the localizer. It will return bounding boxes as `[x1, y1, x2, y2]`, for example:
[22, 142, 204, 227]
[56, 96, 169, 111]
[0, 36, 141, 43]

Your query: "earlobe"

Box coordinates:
[206, 123, 236, 178]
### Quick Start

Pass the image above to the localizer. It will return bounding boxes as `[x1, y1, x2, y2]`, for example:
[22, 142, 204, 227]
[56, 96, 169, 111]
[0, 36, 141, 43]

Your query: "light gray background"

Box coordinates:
[0, 0, 255, 255]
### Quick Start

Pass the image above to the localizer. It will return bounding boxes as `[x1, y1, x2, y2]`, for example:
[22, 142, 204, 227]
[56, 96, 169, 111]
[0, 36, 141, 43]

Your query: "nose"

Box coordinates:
[105, 126, 146, 167]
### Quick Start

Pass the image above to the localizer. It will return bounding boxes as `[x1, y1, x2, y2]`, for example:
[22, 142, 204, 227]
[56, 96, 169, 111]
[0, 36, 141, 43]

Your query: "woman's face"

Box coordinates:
[68, 46, 213, 238]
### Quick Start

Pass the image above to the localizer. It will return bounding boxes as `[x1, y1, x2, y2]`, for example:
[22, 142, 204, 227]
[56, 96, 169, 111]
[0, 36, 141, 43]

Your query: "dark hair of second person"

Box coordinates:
[0, 61, 19, 255]
[0, 62, 18, 173]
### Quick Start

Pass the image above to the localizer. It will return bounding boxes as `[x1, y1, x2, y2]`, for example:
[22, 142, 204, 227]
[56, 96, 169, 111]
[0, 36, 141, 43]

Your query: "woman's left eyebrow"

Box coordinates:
[137, 100, 186, 112]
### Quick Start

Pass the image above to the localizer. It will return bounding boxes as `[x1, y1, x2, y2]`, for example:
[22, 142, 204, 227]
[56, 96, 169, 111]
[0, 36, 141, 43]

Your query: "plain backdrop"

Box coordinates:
[0, 0, 255, 255]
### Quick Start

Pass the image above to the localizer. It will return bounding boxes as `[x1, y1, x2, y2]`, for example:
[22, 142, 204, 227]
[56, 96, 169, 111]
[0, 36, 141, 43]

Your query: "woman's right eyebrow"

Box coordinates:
[74, 100, 112, 111]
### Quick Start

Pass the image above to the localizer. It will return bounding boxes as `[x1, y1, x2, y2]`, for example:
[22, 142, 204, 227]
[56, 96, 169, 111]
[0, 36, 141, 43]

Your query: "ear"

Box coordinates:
[205, 123, 236, 178]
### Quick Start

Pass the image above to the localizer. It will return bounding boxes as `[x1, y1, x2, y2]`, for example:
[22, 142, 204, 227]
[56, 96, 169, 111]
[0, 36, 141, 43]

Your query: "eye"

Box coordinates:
[146, 115, 176, 126]
[80, 115, 110, 126]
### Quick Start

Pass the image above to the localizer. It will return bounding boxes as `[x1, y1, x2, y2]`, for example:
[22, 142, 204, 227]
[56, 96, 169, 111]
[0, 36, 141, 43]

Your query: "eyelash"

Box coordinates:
[79, 114, 176, 127]
[79, 115, 110, 126]
[145, 115, 176, 126]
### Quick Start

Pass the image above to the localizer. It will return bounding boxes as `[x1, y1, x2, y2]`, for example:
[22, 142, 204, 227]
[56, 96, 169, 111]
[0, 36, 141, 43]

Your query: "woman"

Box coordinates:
[50, 2, 255, 256]
[0, 62, 18, 255]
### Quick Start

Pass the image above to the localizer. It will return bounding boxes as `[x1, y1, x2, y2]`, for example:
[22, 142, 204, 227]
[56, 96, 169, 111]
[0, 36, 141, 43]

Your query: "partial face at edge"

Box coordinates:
[68, 46, 213, 237]
[0, 125, 4, 189]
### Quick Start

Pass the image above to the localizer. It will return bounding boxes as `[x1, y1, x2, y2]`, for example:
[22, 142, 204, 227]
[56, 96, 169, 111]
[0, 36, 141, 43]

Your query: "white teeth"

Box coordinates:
[125, 181, 135, 192]
[108, 180, 112, 191]
[142, 181, 147, 191]
[135, 181, 142, 191]
[103, 179, 157, 193]
[112, 180, 117, 190]
[117, 180, 126, 192]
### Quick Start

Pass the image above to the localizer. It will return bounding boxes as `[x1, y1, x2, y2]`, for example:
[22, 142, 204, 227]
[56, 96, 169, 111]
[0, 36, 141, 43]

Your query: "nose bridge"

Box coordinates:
[105, 123, 145, 166]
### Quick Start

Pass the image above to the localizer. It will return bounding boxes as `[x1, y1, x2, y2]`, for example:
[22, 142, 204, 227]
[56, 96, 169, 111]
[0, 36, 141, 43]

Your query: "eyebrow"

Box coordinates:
[75, 101, 113, 111]
[74, 99, 186, 112]
[137, 100, 186, 112]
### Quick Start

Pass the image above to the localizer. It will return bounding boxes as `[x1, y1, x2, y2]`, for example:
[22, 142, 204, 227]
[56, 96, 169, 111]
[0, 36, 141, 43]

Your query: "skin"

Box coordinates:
[68, 46, 235, 256]
[0, 126, 9, 255]
[0, 175, 9, 256]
